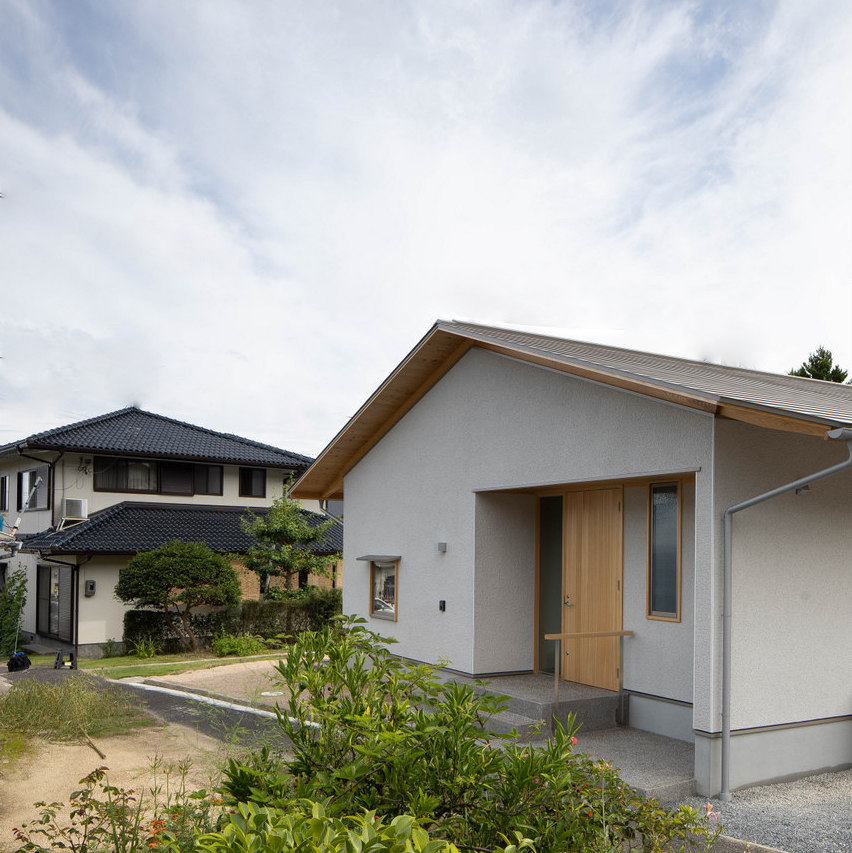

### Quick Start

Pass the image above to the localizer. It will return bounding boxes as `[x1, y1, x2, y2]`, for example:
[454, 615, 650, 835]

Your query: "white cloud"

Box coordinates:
[0, 0, 850, 454]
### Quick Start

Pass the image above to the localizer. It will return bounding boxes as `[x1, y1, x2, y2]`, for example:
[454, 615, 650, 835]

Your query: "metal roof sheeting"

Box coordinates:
[446, 321, 852, 425]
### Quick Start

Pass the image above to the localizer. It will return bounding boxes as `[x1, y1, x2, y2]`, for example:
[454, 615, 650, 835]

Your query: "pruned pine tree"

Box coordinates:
[241, 486, 340, 598]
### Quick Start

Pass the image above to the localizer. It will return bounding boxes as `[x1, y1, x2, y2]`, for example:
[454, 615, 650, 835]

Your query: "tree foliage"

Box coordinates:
[789, 346, 849, 383]
[114, 540, 240, 651]
[220, 619, 718, 853]
[240, 486, 340, 597]
[0, 566, 27, 657]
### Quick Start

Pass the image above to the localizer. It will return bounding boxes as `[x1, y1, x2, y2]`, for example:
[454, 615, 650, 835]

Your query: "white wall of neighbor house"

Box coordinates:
[51, 459, 299, 516]
[713, 418, 852, 730]
[0, 456, 53, 536]
[344, 347, 714, 677]
[76, 558, 127, 646]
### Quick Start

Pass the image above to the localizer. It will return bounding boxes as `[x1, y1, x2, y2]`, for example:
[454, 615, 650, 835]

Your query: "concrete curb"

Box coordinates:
[712, 836, 791, 853]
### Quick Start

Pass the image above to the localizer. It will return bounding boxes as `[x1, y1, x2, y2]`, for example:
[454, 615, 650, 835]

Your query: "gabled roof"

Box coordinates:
[291, 320, 852, 500]
[1, 407, 312, 469]
[22, 501, 343, 556]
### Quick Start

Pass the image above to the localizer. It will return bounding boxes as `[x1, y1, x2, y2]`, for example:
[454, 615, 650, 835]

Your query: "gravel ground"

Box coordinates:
[674, 768, 852, 853]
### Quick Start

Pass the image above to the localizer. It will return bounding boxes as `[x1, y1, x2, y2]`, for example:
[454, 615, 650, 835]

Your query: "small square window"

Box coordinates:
[239, 467, 266, 498]
[370, 560, 398, 621]
[18, 466, 49, 510]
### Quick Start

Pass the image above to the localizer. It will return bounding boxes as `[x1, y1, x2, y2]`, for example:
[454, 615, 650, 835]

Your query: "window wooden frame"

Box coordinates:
[370, 559, 398, 622]
[646, 481, 682, 622]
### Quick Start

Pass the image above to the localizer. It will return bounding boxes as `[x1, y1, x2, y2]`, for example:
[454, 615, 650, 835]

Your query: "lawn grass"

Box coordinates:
[25, 651, 287, 680]
[0, 674, 155, 741]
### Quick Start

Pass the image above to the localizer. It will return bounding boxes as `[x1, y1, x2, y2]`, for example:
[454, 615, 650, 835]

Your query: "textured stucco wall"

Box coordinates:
[343, 347, 714, 675]
[473, 492, 536, 673]
[713, 419, 852, 729]
[622, 482, 695, 703]
[77, 557, 127, 645]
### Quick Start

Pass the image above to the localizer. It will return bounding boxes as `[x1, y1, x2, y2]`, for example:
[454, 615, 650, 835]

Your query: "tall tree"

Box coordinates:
[789, 346, 849, 383]
[241, 487, 340, 597]
[115, 540, 240, 651]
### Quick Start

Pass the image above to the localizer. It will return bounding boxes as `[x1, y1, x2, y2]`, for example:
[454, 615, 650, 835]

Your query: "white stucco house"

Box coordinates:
[291, 320, 852, 798]
[0, 407, 342, 655]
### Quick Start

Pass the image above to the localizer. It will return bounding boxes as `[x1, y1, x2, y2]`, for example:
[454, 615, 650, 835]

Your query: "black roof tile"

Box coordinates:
[1, 407, 312, 468]
[23, 502, 343, 556]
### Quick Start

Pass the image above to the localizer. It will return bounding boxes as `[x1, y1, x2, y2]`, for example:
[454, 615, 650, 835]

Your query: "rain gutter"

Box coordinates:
[720, 427, 852, 801]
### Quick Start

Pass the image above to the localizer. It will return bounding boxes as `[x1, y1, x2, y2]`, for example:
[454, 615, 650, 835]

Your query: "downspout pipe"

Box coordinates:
[720, 427, 852, 801]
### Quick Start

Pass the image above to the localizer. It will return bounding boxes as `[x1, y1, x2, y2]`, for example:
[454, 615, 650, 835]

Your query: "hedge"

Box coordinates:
[123, 587, 342, 652]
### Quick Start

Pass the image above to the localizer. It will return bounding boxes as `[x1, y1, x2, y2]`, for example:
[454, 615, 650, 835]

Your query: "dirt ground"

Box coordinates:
[0, 721, 230, 850]
[0, 660, 288, 851]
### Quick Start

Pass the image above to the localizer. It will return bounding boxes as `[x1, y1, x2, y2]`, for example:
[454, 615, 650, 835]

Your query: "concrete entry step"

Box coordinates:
[462, 672, 621, 734]
[577, 727, 696, 801]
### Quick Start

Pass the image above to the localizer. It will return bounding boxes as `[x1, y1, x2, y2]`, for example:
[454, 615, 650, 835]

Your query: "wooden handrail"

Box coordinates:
[545, 631, 635, 705]
[545, 630, 635, 640]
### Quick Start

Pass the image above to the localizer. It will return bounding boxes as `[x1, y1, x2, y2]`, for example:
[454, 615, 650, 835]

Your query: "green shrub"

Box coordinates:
[221, 618, 718, 853]
[13, 762, 223, 852]
[0, 567, 27, 658]
[132, 635, 162, 659]
[211, 630, 266, 657]
[99, 637, 124, 658]
[196, 799, 533, 853]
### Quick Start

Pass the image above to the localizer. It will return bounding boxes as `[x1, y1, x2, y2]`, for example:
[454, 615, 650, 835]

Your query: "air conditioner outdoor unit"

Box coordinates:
[63, 498, 88, 520]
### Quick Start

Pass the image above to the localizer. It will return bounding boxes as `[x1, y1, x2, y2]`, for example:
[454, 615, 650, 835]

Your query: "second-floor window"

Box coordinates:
[0, 475, 8, 512]
[239, 467, 266, 498]
[18, 466, 49, 510]
[94, 457, 224, 496]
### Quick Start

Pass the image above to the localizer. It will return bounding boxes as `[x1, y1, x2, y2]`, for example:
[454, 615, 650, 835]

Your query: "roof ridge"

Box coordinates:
[25, 406, 313, 460]
[444, 320, 852, 392]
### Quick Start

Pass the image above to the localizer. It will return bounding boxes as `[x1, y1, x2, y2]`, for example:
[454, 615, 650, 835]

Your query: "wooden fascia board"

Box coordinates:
[715, 402, 836, 437]
[291, 330, 472, 499]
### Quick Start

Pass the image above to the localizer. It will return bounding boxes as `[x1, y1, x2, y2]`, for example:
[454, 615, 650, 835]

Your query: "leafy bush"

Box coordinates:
[0, 567, 27, 658]
[211, 631, 266, 657]
[99, 637, 124, 658]
[132, 635, 162, 659]
[115, 540, 241, 652]
[13, 762, 224, 852]
[222, 618, 718, 853]
[195, 799, 534, 853]
[123, 588, 342, 652]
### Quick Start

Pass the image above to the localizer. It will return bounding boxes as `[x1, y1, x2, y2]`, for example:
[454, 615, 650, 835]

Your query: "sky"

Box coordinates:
[1, 0, 850, 457]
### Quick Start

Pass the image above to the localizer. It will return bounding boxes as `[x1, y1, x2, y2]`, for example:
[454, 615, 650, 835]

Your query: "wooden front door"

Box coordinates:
[561, 488, 623, 690]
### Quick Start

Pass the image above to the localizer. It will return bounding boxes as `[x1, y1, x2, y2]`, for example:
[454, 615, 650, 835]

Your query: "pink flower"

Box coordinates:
[704, 803, 720, 822]
[571, 736, 578, 745]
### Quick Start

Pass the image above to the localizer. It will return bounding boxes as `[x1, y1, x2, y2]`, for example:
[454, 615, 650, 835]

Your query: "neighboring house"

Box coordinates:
[291, 320, 852, 798]
[0, 407, 342, 654]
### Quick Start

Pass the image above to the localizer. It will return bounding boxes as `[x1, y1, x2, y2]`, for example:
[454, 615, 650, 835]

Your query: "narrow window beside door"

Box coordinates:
[647, 482, 681, 621]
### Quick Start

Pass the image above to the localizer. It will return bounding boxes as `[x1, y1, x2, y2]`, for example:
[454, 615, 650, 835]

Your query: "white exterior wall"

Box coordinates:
[52, 459, 298, 516]
[713, 419, 852, 729]
[343, 348, 714, 679]
[622, 482, 696, 704]
[77, 557, 128, 646]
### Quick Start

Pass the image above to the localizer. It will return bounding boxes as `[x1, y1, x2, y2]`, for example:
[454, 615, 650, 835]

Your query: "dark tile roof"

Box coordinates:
[23, 502, 343, 556]
[1, 407, 313, 468]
